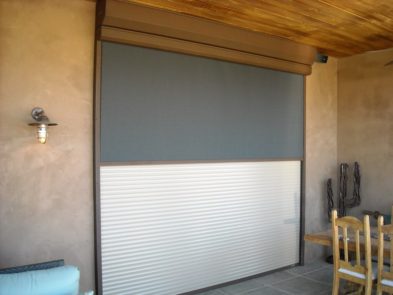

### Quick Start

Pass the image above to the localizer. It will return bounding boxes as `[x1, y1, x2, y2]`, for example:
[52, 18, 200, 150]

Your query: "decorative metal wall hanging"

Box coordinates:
[326, 162, 361, 219]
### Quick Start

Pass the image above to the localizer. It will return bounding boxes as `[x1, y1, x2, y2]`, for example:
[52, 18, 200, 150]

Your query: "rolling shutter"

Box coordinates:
[100, 161, 300, 294]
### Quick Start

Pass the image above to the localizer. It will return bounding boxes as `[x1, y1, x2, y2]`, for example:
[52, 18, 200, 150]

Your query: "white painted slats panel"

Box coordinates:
[100, 161, 300, 295]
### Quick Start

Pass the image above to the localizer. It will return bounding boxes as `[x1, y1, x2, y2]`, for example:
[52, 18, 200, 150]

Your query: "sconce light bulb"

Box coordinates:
[38, 136, 47, 144]
[37, 125, 48, 144]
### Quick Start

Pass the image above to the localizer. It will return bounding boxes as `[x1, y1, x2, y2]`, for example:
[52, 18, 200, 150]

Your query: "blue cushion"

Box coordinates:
[0, 260, 64, 274]
[0, 265, 79, 295]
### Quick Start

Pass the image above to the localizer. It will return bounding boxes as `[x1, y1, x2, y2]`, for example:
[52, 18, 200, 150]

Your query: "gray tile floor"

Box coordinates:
[195, 261, 333, 295]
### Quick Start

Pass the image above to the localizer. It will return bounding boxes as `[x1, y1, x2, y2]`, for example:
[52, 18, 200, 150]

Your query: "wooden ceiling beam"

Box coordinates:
[124, 0, 393, 57]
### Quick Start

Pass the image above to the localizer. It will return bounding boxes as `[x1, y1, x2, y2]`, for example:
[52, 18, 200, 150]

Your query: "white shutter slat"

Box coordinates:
[101, 161, 300, 295]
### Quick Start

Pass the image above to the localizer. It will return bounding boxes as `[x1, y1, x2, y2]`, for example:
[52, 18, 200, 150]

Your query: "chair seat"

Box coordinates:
[338, 262, 378, 280]
[381, 279, 393, 287]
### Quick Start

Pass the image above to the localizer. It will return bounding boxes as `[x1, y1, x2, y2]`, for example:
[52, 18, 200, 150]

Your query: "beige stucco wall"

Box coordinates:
[338, 49, 393, 220]
[305, 59, 338, 262]
[0, 0, 95, 291]
[4, 0, 380, 288]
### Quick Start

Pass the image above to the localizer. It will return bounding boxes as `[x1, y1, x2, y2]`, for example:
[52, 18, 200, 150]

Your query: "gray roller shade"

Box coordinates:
[101, 42, 304, 162]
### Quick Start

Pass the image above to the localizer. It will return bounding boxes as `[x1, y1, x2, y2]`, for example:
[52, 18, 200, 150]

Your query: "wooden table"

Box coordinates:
[304, 228, 391, 258]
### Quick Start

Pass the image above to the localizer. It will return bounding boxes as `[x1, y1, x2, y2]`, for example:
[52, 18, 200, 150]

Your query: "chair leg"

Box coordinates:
[343, 282, 361, 295]
[364, 282, 372, 295]
[376, 283, 382, 295]
[332, 274, 340, 295]
[355, 285, 363, 295]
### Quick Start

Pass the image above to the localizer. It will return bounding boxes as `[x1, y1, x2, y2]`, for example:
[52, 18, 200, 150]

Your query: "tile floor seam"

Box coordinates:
[219, 286, 257, 295]
[241, 289, 258, 295]
[270, 286, 294, 295]
[260, 273, 303, 287]
[299, 274, 332, 286]
[246, 285, 295, 295]
[237, 286, 261, 295]
[288, 266, 327, 275]
[230, 284, 292, 295]
[270, 275, 332, 295]
[304, 266, 331, 274]
[266, 284, 299, 295]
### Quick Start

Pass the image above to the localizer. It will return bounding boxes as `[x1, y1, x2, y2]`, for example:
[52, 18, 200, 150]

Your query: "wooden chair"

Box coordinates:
[377, 211, 393, 295]
[332, 209, 375, 295]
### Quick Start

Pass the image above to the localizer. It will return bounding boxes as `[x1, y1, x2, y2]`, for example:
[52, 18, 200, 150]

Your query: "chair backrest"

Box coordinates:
[332, 209, 372, 279]
[377, 213, 393, 290]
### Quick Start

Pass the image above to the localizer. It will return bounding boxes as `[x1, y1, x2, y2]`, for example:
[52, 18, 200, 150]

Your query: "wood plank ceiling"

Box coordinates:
[123, 0, 393, 57]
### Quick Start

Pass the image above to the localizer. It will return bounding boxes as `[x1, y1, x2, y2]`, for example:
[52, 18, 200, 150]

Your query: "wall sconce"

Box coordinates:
[28, 107, 58, 144]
